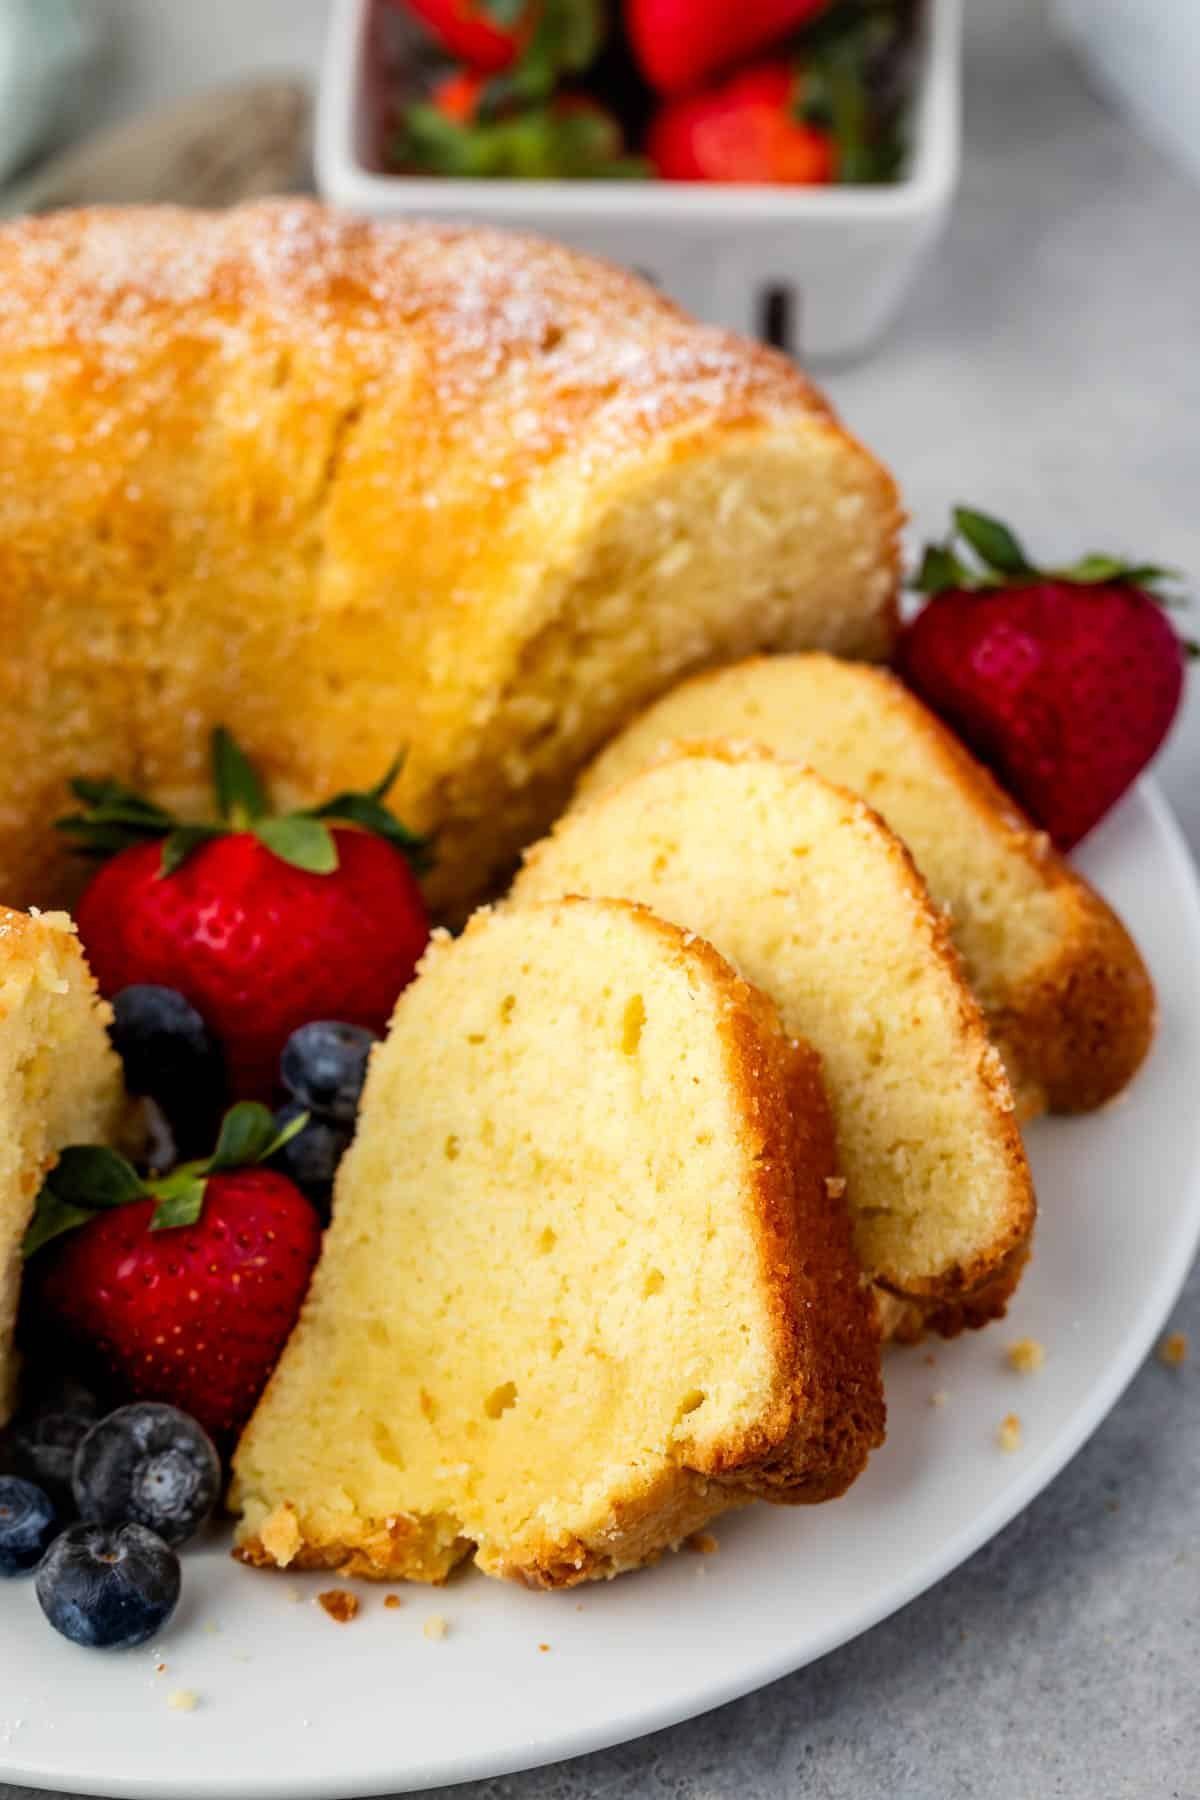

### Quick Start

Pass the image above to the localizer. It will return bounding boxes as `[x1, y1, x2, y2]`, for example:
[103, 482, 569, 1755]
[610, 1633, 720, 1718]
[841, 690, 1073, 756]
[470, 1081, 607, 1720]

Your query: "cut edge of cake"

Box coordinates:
[514, 742, 1037, 1338]
[230, 897, 884, 1588]
[570, 653, 1154, 1116]
[0, 907, 125, 1425]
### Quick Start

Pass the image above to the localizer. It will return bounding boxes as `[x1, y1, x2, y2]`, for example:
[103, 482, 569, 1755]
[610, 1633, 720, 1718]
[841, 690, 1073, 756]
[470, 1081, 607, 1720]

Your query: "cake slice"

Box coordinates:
[513, 746, 1036, 1333]
[0, 908, 125, 1424]
[573, 654, 1154, 1114]
[231, 897, 884, 1588]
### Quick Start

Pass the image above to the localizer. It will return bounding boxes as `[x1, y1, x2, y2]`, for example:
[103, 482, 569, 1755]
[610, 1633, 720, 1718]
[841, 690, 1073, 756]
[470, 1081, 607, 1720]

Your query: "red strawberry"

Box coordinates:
[26, 1107, 322, 1445]
[627, 0, 831, 95]
[647, 61, 835, 183]
[392, 0, 604, 99]
[898, 508, 1191, 850]
[396, 0, 529, 73]
[61, 732, 430, 1101]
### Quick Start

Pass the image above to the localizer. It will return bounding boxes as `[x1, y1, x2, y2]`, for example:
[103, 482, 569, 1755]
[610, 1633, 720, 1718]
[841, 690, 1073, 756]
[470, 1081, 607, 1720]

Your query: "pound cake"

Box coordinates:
[231, 898, 884, 1587]
[574, 654, 1154, 1113]
[513, 746, 1036, 1332]
[0, 201, 900, 919]
[0, 909, 124, 1424]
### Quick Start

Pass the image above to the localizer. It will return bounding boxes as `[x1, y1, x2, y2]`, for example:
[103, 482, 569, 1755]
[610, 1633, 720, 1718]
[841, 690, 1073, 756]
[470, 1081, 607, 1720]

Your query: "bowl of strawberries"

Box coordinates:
[316, 0, 961, 359]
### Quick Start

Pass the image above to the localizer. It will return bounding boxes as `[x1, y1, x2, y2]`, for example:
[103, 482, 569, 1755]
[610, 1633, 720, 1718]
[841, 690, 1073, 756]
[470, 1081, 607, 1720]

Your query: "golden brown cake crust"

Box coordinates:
[0, 201, 900, 920]
[854, 663, 1154, 1115]
[521, 739, 1037, 1337]
[574, 654, 1154, 1115]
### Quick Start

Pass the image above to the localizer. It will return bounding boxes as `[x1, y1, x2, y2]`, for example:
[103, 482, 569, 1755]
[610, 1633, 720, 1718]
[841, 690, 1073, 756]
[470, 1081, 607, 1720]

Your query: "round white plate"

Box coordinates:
[2, 782, 1199, 1800]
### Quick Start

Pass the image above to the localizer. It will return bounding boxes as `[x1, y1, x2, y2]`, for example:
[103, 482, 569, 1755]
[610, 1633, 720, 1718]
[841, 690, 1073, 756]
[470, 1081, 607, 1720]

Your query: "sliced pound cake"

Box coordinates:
[231, 898, 884, 1587]
[0, 909, 125, 1424]
[573, 654, 1154, 1114]
[514, 747, 1036, 1333]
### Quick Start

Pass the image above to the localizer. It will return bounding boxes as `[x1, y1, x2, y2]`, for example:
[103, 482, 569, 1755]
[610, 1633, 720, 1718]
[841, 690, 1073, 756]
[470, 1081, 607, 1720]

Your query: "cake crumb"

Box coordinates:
[260, 1503, 302, 1567]
[1006, 1337, 1045, 1374]
[538, 1642, 551, 1653]
[686, 1532, 719, 1555]
[574, 1603, 584, 1613]
[167, 1690, 198, 1713]
[929, 1390, 950, 1408]
[824, 1176, 846, 1199]
[1158, 1330, 1189, 1367]
[997, 1412, 1022, 1452]
[154, 1663, 167, 1675]
[423, 1614, 448, 1640]
[283, 1584, 302, 1604]
[384, 1594, 402, 1611]
[317, 1589, 359, 1624]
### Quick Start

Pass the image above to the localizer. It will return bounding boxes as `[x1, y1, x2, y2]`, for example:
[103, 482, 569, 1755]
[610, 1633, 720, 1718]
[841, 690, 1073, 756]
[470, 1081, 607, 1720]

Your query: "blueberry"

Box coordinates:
[73, 1404, 220, 1549]
[36, 1521, 180, 1649]
[7, 1411, 92, 1517]
[0, 1476, 58, 1575]
[109, 985, 226, 1157]
[271, 1100, 352, 1216]
[280, 1021, 377, 1124]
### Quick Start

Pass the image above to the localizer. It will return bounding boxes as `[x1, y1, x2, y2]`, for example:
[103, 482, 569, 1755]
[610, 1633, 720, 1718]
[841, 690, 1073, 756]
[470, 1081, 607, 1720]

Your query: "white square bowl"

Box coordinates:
[317, 0, 961, 360]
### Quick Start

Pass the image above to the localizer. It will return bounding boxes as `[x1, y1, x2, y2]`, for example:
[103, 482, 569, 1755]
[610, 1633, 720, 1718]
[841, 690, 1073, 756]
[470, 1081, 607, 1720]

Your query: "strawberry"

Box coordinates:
[627, 0, 830, 95]
[898, 507, 1192, 850]
[393, 0, 605, 101]
[60, 731, 430, 1101]
[24, 1105, 322, 1445]
[647, 62, 835, 183]
[398, 0, 530, 72]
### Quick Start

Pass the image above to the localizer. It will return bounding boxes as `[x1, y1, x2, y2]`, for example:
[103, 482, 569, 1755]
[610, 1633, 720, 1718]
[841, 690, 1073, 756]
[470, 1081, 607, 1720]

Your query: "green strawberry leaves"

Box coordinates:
[253, 815, 340, 876]
[914, 505, 1192, 638]
[952, 508, 1034, 579]
[212, 726, 268, 826]
[57, 730, 433, 879]
[208, 1100, 303, 1173]
[56, 779, 177, 860]
[299, 755, 434, 875]
[796, 0, 910, 184]
[23, 1103, 309, 1256]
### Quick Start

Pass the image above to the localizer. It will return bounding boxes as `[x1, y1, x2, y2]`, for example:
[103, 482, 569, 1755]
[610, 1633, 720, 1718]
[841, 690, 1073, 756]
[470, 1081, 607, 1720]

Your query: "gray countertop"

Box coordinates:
[4, 2, 1199, 1797]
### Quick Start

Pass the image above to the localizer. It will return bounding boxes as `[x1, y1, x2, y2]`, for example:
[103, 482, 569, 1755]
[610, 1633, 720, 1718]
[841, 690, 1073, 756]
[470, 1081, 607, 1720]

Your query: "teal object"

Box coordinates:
[0, 0, 104, 185]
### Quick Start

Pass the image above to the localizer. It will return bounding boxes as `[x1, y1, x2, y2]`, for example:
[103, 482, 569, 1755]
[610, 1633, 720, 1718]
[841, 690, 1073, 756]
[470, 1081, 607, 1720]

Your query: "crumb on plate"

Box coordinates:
[167, 1690, 198, 1713]
[685, 1532, 719, 1555]
[1158, 1330, 1189, 1367]
[317, 1589, 359, 1624]
[998, 1412, 1022, 1453]
[423, 1614, 448, 1640]
[1006, 1337, 1045, 1374]
[538, 1642, 551, 1653]
[384, 1594, 402, 1611]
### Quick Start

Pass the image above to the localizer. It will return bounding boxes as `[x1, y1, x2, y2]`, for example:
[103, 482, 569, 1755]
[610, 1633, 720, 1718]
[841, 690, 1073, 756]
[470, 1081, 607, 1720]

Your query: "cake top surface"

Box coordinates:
[0, 200, 829, 453]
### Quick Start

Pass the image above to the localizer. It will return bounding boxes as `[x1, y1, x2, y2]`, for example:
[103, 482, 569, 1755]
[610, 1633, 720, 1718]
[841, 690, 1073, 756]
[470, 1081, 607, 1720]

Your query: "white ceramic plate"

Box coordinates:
[2, 781, 1199, 1800]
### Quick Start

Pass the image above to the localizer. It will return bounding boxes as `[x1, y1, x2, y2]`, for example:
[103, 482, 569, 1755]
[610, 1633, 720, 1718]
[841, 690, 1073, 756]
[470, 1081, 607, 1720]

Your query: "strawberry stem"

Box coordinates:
[24, 1103, 311, 1254]
[57, 731, 433, 879]
[913, 504, 1192, 613]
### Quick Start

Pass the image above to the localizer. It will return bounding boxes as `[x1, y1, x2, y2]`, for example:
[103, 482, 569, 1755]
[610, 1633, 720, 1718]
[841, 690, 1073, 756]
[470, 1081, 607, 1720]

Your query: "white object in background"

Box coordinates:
[317, 0, 961, 363]
[1054, 0, 1200, 183]
[0, 0, 104, 185]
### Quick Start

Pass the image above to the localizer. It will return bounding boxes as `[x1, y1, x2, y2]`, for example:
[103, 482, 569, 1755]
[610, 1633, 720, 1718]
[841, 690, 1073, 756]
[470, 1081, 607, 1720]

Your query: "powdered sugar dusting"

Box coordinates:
[0, 200, 825, 464]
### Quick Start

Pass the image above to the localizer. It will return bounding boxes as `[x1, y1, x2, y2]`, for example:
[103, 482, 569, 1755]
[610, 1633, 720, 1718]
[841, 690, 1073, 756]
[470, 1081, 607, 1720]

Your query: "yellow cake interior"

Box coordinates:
[0, 909, 125, 1424]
